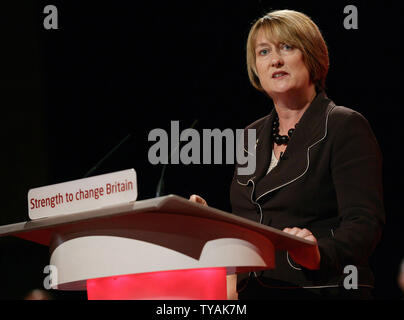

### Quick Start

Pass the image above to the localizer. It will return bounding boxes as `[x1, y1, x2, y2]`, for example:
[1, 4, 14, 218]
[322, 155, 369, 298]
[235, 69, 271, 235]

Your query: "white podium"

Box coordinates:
[0, 195, 315, 299]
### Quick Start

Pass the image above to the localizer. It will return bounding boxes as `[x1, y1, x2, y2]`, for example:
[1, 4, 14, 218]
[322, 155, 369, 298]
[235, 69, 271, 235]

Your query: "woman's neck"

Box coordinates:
[272, 86, 317, 134]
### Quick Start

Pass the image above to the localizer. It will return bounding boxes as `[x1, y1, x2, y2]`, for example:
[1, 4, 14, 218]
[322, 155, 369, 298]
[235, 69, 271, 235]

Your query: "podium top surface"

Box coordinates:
[0, 195, 314, 250]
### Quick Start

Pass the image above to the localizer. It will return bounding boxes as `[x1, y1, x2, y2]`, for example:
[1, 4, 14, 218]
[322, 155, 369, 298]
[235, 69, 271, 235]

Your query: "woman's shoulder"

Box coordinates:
[328, 104, 371, 131]
[327, 103, 379, 147]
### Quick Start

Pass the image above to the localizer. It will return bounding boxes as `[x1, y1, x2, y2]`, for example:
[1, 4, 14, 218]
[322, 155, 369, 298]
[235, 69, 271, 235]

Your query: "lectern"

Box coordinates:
[0, 195, 315, 299]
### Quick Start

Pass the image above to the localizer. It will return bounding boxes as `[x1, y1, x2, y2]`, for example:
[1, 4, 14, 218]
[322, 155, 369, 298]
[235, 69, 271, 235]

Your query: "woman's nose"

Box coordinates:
[271, 55, 283, 67]
[270, 49, 284, 67]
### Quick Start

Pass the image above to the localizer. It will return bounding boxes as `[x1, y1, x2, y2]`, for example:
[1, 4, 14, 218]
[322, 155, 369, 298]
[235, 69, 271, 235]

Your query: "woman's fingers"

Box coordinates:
[296, 228, 313, 238]
[283, 227, 316, 241]
[283, 227, 300, 236]
[189, 194, 208, 206]
[283, 227, 321, 269]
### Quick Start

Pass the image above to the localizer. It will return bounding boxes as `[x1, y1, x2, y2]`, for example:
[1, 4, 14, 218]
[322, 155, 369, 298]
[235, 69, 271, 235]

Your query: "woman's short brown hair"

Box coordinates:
[246, 9, 329, 92]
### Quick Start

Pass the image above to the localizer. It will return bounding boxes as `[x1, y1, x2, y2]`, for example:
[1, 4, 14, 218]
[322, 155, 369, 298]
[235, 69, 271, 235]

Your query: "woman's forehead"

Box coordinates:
[255, 28, 281, 46]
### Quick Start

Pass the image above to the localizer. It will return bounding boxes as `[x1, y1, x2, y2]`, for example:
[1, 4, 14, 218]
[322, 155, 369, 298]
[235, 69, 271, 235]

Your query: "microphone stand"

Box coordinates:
[83, 133, 132, 178]
[155, 120, 198, 197]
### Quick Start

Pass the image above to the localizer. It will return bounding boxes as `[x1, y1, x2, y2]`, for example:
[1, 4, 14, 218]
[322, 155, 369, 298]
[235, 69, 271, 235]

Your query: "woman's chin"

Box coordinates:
[266, 86, 295, 96]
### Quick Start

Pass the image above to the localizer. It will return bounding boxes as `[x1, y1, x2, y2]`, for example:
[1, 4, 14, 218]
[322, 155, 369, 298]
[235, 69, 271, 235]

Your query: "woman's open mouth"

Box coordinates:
[272, 71, 289, 79]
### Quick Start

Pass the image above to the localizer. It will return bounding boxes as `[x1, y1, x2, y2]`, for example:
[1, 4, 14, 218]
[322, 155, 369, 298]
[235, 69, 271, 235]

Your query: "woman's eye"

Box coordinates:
[281, 43, 293, 50]
[258, 49, 269, 56]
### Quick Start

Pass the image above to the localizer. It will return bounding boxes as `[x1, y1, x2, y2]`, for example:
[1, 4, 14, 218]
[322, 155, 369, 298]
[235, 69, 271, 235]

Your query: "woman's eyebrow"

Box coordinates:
[255, 42, 271, 48]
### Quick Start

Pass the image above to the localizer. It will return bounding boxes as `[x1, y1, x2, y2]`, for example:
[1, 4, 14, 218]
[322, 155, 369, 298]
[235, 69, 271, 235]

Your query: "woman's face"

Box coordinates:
[254, 28, 313, 97]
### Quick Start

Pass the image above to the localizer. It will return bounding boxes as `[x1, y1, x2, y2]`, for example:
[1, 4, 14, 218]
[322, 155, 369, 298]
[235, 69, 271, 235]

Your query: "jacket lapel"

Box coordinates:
[250, 110, 275, 182]
[252, 91, 334, 202]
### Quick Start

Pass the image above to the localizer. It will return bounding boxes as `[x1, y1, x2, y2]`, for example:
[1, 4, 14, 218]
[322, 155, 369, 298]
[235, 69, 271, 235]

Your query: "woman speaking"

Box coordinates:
[191, 9, 384, 299]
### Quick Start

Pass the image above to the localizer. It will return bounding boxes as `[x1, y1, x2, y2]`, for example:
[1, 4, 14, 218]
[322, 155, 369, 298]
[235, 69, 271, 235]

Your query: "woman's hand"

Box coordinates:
[283, 227, 321, 270]
[189, 194, 208, 206]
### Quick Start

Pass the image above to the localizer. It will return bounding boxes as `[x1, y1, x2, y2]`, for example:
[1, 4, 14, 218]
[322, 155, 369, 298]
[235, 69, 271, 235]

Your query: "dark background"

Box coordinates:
[1, 0, 403, 299]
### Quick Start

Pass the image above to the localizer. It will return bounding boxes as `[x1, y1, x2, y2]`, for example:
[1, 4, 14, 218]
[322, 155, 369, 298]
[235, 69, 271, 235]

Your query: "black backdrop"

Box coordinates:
[1, 0, 403, 299]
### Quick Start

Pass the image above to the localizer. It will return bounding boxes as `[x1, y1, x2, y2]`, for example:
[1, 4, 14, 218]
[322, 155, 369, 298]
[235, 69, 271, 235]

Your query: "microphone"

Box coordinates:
[83, 133, 132, 178]
[155, 119, 198, 197]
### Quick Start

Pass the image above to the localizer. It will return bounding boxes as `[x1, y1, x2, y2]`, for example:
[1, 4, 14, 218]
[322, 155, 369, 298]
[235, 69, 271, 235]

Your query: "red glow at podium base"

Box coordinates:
[86, 268, 227, 300]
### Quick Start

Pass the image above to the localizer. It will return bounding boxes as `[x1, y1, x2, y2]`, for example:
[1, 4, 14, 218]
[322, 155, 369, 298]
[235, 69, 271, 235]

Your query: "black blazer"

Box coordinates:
[230, 91, 385, 288]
